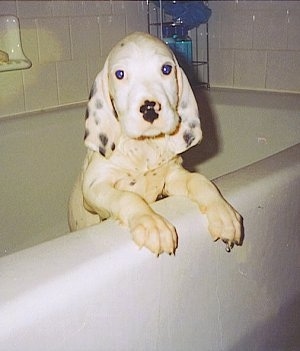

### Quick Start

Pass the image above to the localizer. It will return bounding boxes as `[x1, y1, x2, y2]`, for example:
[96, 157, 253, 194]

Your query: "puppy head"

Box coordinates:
[84, 32, 202, 158]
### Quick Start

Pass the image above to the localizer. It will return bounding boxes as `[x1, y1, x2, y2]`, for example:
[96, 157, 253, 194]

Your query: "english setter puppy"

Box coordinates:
[68, 32, 242, 255]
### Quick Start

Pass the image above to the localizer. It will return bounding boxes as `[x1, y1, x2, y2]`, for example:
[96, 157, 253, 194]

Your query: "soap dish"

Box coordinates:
[0, 15, 32, 72]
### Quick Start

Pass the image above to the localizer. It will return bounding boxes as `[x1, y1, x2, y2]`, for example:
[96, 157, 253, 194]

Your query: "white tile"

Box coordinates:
[17, 1, 52, 18]
[219, 13, 234, 49]
[52, 0, 84, 17]
[57, 59, 89, 104]
[253, 11, 288, 50]
[236, 0, 274, 11]
[70, 16, 101, 60]
[209, 1, 236, 12]
[99, 15, 126, 57]
[37, 17, 71, 63]
[287, 13, 300, 50]
[23, 63, 58, 111]
[234, 50, 267, 89]
[189, 24, 207, 56]
[84, 1, 112, 16]
[0, 1, 17, 15]
[266, 51, 300, 92]
[137, 1, 148, 16]
[19, 18, 39, 64]
[87, 55, 105, 89]
[286, 0, 300, 10]
[191, 48, 207, 83]
[0, 70, 25, 117]
[112, 1, 126, 14]
[236, 0, 300, 11]
[125, 1, 148, 34]
[148, 2, 158, 24]
[209, 48, 234, 87]
[220, 11, 254, 49]
[207, 11, 221, 50]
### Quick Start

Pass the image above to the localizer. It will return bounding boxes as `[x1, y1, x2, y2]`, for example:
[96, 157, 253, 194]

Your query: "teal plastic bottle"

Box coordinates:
[174, 25, 192, 65]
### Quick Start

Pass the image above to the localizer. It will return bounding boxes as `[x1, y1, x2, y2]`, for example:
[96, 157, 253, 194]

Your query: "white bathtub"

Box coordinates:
[1, 88, 300, 350]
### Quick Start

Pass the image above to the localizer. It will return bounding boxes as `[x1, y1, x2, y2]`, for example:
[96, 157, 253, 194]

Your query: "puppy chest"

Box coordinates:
[114, 165, 169, 203]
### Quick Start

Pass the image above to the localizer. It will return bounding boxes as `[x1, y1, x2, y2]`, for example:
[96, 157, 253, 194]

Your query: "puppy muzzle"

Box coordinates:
[140, 100, 161, 124]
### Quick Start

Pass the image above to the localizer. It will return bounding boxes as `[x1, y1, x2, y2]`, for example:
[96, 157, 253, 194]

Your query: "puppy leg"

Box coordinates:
[165, 167, 242, 249]
[83, 182, 177, 255]
[68, 175, 102, 231]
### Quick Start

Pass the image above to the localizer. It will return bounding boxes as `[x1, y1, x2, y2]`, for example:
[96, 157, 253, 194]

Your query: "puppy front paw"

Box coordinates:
[130, 213, 178, 256]
[205, 200, 243, 251]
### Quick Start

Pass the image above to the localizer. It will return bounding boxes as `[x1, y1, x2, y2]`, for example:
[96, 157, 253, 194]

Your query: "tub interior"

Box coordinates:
[1, 89, 299, 256]
[184, 88, 300, 178]
[0, 106, 86, 256]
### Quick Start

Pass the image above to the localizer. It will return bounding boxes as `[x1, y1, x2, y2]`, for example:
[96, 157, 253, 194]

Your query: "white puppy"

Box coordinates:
[68, 32, 242, 255]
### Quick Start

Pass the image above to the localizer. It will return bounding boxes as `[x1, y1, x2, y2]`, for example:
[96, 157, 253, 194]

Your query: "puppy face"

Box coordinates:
[84, 32, 202, 158]
[107, 34, 180, 139]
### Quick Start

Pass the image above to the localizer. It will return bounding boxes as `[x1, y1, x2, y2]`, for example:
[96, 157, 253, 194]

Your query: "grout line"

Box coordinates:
[55, 61, 60, 105]
[20, 69, 26, 112]
[264, 51, 268, 90]
[232, 49, 236, 87]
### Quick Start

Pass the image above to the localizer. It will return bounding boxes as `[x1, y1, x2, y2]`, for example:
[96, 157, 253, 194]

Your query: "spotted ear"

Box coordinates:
[84, 60, 121, 158]
[168, 63, 202, 154]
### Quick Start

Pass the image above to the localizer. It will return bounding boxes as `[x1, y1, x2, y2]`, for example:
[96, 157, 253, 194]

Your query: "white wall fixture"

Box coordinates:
[0, 15, 31, 72]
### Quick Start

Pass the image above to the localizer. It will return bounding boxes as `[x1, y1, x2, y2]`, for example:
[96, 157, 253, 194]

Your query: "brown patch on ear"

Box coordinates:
[181, 100, 187, 109]
[95, 99, 103, 109]
[99, 146, 106, 157]
[166, 62, 202, 154]
[183, 131, 195, 147]
[84, 60, 121, 158]
[99, 133, 108, 146]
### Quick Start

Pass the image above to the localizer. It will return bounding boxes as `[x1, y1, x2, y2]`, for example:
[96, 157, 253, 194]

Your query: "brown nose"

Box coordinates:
[140, 100, 160, 123]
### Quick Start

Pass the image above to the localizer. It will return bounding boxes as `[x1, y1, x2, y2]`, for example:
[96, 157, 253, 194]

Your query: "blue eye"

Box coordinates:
[115, 70, 125, 80]
[162, 64, 172, 75]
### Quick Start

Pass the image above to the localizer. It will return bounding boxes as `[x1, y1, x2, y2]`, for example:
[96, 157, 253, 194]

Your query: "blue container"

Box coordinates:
[174, 25, 192, 65]
[175, 37, 192, 65]
[162, 23, 192, 65]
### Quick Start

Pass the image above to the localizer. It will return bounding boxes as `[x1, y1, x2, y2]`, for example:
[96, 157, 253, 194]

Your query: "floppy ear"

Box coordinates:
[167, 63, 203, 154]
[84, 60, 121, 158]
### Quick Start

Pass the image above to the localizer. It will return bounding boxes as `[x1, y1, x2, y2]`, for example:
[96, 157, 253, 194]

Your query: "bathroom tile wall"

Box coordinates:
[1, 0, 300, 118]
[0, 0, 148, 118]
[208, 0, 300, 92]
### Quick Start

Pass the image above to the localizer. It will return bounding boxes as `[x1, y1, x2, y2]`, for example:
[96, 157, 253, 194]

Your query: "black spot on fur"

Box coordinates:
[189, 121, 197, 129]
[93, 112, 100, 125]
[183, 131, 195, 147]
[129, 180, 136, 186]
[99, 146, 106, 157]
[181, 101, 187, 109]
[120, 42, 125, 47]
[156, 194, 166, 201]
[95, 99, 102, 109]
[84, 128, 89, 140]
[111, 143, 115, 151]
[99, 133, 108, 146]
[85, 108, 89, 120]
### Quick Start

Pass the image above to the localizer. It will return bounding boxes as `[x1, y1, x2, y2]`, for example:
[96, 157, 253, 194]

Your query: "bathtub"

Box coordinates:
[0, 88, 299, 351]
